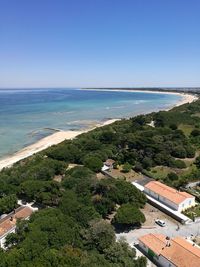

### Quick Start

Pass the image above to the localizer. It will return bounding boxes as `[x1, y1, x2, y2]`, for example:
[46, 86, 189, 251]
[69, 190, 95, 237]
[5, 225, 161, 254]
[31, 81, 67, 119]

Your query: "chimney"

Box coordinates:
[166, 236, 171, 247]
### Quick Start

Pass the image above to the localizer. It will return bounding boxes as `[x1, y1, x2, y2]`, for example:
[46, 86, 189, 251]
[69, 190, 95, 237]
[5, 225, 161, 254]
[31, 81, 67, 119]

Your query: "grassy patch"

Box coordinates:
[147, 164, 197, 181]
[108, 166, 144, 182]
[178, 124, 194, 136]
[179, 164, 199, 178]
[147, 166, 173, 180]
[183, 204, 200, 219]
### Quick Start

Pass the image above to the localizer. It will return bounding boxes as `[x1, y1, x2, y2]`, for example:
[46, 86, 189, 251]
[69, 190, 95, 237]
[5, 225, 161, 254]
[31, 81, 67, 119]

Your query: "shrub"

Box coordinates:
[167, 172, 179, 181]
[112, 203, 145, 228]
[83, 156, 103, 172]
[191, 129, 200, 137]
[122, 162, 132, 173]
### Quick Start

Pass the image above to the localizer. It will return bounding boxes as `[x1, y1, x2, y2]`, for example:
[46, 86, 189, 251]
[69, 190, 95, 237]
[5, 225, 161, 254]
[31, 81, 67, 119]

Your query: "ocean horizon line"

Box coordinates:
[0, 86, 200, 90]
[0, 89, 197, 170]
[0, 88, 196, 163]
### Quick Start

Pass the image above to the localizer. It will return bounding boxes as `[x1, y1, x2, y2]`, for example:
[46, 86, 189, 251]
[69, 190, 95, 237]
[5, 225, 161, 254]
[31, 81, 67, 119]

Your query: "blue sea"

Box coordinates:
[0, 88, 182, 159]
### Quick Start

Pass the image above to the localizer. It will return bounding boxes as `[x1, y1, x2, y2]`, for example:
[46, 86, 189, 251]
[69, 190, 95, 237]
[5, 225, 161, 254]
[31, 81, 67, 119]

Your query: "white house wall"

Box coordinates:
[139, 240, 149, 254]
[144, 188, 179, 210]
[158, 255, 176, 267]
[144, 187, 195, 212]
[138, 240, 176, 267]
[0, 226, 16, 249]
[178, 197, 196, 212]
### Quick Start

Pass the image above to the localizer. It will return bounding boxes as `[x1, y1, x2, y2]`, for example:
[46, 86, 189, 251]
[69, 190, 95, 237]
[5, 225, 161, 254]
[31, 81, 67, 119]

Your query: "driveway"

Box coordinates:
[116, 219, 200, 245]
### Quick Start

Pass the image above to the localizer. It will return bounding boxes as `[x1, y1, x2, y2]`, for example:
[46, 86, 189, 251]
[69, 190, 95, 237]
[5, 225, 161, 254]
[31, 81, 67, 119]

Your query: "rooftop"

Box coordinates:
[139, 233, 200, 267]
[145, 181, 193, 204]
[104, 159, 115, 166]
[0, 206, 33, 238]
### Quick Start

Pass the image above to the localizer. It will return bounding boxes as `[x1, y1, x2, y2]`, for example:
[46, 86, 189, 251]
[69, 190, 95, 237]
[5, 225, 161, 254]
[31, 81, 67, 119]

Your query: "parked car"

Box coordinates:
[155, 219, 166, 227]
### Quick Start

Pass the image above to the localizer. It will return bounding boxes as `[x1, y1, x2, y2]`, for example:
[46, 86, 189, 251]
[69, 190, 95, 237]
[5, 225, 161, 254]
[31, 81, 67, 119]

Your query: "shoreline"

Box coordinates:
[167, 92, 198, 109]
[79, 88, 197, 98]
[0, 90, 198, 170]
[0, 119, 118, 170]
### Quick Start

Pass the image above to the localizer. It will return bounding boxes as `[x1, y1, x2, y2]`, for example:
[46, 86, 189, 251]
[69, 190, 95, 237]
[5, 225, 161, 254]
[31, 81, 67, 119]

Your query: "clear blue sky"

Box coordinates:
[0, 0, 200, 88]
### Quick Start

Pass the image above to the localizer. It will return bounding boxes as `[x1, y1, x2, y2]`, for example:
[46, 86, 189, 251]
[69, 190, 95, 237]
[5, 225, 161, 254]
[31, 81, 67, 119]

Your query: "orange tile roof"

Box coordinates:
[139, 234, 200, 267]
[145, 181, 194, 204]
[15, 206, 33, 220]
[0, 206, 33, 238]
[139, 233, 166, 255]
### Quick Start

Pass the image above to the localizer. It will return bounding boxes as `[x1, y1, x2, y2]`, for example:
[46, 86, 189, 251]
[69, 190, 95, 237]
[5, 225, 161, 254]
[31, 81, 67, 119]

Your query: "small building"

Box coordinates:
[101, 159, 115, 172]
[144, 181, 195, 212]
[138, 233, 200, 267]
[0, 206, 33, 249]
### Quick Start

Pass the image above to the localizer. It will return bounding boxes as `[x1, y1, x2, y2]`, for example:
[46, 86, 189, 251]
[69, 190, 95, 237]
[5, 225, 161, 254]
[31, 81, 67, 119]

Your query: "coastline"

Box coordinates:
[79, 88, 192, 97]
[0, 91, 198, 170]
[0, 119, 118, 170]
[168, 92, 198, 109]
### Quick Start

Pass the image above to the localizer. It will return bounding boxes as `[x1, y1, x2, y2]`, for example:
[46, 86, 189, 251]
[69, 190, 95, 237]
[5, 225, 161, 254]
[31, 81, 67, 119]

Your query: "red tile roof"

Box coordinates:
[0, 206, 33, 238]
[145, 181, 194, 204]
[139, 233, 200, 267]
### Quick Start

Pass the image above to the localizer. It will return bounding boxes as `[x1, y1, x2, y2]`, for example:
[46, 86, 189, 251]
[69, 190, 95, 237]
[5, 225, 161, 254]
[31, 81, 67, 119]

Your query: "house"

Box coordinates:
[144, 181, 195, 212]
[101, 159, 115, 172]
[138, 233, 200, 267]
[0, 206, 33, 249]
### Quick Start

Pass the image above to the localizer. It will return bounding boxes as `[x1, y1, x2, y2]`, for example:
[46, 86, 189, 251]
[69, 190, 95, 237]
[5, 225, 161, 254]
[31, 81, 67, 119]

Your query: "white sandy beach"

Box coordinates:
[0, 91, 198, 170]
[169, 92, 198, 109]
[0, 119, 118, 170]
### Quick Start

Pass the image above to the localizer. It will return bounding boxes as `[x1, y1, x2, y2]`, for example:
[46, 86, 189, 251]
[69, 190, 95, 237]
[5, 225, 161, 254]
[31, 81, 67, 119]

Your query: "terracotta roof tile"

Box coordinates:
[0, 206, 33, 238]
[139, 233, 166, 255]
[145, 181, 194, 204]
[139, 234, 200, 267]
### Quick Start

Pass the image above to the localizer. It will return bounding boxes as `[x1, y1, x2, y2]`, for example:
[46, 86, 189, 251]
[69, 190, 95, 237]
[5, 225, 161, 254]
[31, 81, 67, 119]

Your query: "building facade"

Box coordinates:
[0, 206, 33, 249]
[144, 181, 195, 212]
[139, 233, 200, 267]
[101, 159, 115, 172]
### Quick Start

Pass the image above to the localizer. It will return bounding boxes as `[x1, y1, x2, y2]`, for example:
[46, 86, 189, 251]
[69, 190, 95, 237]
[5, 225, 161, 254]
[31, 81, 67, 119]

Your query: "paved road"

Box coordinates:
[185, 180, 200, 189]
[116, 220, 200, 245]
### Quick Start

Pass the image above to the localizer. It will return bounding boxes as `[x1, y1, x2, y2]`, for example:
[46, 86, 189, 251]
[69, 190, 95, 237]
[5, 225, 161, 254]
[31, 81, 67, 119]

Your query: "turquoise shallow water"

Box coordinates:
[0, 88, 182, 158]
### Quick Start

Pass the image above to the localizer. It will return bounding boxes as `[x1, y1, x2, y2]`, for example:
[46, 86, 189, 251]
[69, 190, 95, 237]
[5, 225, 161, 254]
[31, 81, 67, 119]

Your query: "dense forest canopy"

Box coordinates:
[1, 97, 200, 266]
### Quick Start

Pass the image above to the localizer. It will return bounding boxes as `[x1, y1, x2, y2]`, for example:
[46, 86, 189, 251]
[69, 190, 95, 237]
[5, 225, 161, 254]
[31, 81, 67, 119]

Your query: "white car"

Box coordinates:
[155, 219, 166, 227]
